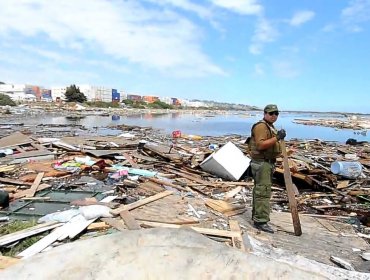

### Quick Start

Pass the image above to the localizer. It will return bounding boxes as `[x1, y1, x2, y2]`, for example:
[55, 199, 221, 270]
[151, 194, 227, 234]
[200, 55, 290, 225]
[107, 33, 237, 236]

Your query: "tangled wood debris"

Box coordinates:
[0, 122, 369, 273]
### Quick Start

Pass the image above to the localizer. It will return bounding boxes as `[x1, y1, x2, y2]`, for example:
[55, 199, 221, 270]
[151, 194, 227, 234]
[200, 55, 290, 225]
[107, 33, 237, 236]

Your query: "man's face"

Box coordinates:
[264, 111, 279, 123]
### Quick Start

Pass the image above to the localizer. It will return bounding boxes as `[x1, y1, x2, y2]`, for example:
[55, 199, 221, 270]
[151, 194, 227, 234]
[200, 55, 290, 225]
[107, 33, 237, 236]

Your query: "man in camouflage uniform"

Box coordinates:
[249, 104, 286, 233]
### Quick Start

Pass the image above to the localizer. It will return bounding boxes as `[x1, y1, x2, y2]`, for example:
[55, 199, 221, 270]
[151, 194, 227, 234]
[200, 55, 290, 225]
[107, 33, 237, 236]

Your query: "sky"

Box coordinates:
[0, 0, 369, 113]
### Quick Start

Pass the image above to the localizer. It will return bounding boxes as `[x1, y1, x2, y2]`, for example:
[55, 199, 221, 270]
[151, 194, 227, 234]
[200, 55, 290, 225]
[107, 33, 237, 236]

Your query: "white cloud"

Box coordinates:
[289, 11, 315, 26]
[254, 63, 264, 76]
[0, 0, 224, 77]
[145, 0, 212, 19]
[211, 0, 263, 15]
[249, 17, 278, 55]
[341, 0, 370, 32]
[321, 24, 336, 32]
[272, 60, 300, 78]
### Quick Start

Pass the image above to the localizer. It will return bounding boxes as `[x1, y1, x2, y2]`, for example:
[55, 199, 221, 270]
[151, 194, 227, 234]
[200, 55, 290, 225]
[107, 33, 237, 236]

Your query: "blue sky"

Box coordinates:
[0, 0, 369, 113]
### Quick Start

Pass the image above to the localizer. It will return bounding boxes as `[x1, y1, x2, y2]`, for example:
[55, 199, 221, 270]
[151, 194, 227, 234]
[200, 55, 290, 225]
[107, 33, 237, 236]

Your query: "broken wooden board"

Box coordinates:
[0, 222, 62, 246]
[122, 152, 139, 168]
[131, 195, 199, 225]
[17, 224, 69, 258]
[144, 143, 183, 162]
[111, 190, 173, 215]
[0, 177, 32, 186]
[120, 210, 141, 230]
[87, 222, 110, 231]
[140, 221, 239, 238]
[281, 140, 302, 236]
[229, 220, 247, 252]
[224, 186, 242, 200]
[148, 177, 187, 192]
[101, 218, 127, 232]
[26, 172, 44, 198]
[205, 198, 245, 217]
[0, 132, 31, 149]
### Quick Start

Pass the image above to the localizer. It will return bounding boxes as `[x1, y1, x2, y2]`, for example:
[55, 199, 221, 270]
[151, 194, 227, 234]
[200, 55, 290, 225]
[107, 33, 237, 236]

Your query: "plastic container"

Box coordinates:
[330, 161, 362, 179]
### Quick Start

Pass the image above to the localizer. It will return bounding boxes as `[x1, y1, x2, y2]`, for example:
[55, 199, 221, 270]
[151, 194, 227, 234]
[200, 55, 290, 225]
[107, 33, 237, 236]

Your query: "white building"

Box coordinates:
[0, 84, 36, 101]
[78, 85, 112, 102]
[51, 86, 67, 101]
[179, 99, 207, 108]
[119, 90, 127, 100]
[160, 97, 173, 105]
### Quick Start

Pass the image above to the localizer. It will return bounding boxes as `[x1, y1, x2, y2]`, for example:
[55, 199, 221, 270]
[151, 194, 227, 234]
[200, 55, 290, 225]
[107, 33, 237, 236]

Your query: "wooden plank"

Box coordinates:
[123, 152, 139, 168]
[26, 172, 44, 197]
[205, 198, 245, 216]
[162, 168, 215, 187]
[337, 180, 350, 190]
[224, 186, 242, 200]
[15, 146, 26, 153]
[0, 256, 20, 269]
[281, 140, 302, 236]
[101, 218, 127, 232]
[148, 177, 187, 191]
[141, 221, 238, 238]
[120, 210, 141, 230]
[135, 217, 199, 225]
[0, 222, 62, 246]
[315, 218, 339, 233]
[111, 190, 173, 215]
[0, 177, 32, 186]
[18, 224, 68, 258]
[87, 222, 110, 231]
[229, 220, 246, 251]
[21, 197, 50, 201]
[0, 132, 31, 149]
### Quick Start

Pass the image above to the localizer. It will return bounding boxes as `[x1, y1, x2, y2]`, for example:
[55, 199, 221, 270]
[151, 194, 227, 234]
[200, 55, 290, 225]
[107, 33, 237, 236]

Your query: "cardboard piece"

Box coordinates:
[200, 142, 250, 181]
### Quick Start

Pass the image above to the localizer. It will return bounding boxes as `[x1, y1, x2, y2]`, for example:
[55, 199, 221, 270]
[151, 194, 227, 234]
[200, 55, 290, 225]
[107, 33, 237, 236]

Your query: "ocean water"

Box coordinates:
[16, 111, 369, 143]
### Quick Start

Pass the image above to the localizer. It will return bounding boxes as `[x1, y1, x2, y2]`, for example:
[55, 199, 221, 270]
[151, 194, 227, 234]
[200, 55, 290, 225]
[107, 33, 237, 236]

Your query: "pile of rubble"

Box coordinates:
[0, 122, 369, 274]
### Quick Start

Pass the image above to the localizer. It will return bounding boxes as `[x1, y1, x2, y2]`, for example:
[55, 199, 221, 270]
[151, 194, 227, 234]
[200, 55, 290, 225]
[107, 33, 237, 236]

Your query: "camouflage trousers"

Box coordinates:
[251, 160, 274, 223]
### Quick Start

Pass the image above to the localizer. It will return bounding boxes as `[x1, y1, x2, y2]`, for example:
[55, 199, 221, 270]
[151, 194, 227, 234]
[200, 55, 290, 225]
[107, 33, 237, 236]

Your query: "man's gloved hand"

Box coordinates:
[276, 129, 286, 141]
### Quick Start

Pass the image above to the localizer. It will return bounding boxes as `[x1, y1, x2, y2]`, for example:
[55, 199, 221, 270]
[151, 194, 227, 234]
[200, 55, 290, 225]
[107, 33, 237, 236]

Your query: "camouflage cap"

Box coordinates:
[264, 104, 279, 113]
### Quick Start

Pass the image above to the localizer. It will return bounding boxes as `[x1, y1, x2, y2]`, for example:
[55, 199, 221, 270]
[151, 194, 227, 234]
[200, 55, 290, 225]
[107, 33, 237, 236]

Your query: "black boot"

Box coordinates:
[254, 222, 274, 234]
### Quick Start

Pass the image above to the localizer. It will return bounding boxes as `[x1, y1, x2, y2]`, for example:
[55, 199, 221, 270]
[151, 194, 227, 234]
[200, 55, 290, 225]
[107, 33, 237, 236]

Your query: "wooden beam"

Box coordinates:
[111, 190, 173, 216]
[281, 140, 302, 236]
[148, 177, 187, 191]
[120, 210, 141, 230]
[26, 172, 44, 197]
[123, 152, 139, 168]
[101, 218, 127, 232]
[229, 220, 247, 252]
[0, 177, 32, 186]
[140, 221, 238, 238]
[0, 222, 61, 246]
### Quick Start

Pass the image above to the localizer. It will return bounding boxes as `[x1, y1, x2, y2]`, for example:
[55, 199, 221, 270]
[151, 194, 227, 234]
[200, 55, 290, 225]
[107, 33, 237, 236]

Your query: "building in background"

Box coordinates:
[160, 97, 181, 106]
[112, 89, 120, 103]
[0, 83, 37, 101]
[127, 94, 142, 101]
[160, 97, 172, 105]
[142, 95, 159, 103]
[51, 87, 66, 102]
[120, 90, 127, 100]
[41, 89, 52, 101]
[180, 99, 207, 108]
[78, 85, 112, 102]
[171, 98, 181, 106]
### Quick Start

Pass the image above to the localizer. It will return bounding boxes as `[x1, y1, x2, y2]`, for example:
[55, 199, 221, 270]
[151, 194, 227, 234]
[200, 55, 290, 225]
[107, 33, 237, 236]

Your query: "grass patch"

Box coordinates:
[0, 220, 43, 257]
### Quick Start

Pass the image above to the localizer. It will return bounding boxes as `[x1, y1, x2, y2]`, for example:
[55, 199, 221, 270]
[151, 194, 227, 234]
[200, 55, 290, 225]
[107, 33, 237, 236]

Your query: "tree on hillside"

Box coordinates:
[64, 84, 87, 103]
[0, 93, 16, 106]
[0, 81, 5, 84]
